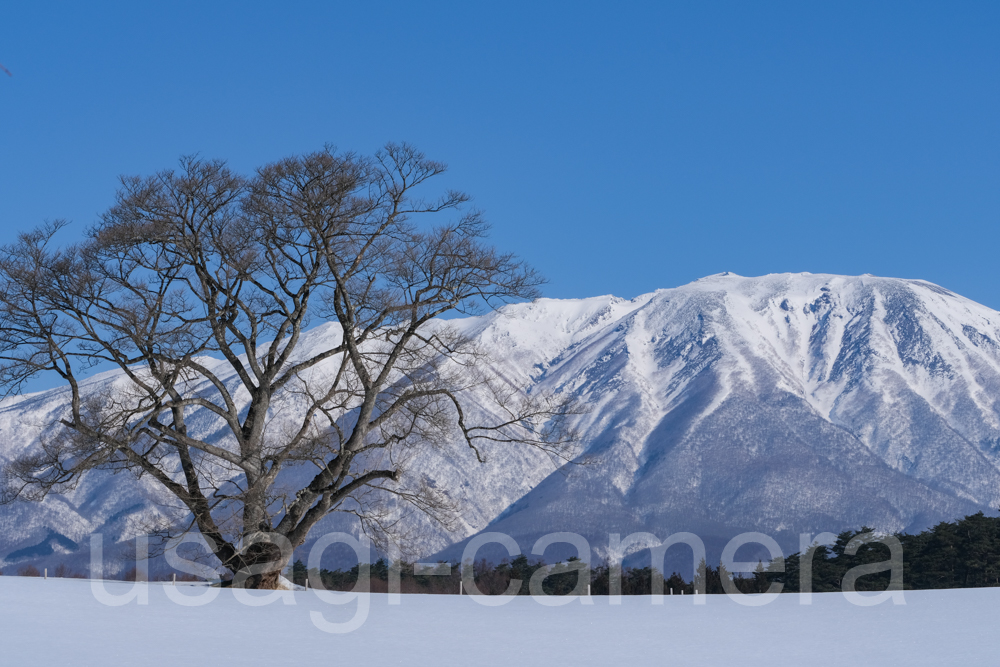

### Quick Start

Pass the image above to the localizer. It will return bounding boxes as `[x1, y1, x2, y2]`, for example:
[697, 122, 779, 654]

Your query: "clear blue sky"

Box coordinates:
[2, 2, 998, 308]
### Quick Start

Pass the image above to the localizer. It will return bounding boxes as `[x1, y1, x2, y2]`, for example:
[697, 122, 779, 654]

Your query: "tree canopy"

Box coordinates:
[0, 144, 575, 587]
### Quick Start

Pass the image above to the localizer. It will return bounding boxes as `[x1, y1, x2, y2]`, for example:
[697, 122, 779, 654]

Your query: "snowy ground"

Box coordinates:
[2, 578, 997, 665]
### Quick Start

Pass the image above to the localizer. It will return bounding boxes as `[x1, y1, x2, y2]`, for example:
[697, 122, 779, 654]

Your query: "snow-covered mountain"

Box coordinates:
[3, 273, 1000, 573]
[435, 273, 1000, 567]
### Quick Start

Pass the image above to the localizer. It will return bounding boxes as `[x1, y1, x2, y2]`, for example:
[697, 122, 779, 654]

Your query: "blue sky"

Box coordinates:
[1, 2, 998, 308]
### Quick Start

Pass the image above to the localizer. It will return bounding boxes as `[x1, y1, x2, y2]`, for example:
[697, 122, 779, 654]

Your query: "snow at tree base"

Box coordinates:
[3, 273, 1000, 573]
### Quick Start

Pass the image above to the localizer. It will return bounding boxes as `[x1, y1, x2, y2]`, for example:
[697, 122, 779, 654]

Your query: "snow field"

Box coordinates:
[1, 576, 996, 666]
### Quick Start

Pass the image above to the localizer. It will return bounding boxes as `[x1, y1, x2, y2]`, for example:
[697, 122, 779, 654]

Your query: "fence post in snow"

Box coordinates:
[44, 568, 47, 580]
[459, 580, 463, 596]
[172, 573, 176, 585]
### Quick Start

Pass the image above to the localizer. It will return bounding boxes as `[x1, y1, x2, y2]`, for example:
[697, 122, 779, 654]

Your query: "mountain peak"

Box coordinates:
[435, 272, 1000, 564]
[3, 273, 1000, 572]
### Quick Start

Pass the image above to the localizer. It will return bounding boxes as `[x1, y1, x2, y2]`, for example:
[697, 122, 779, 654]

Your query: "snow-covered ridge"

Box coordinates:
[3, 273, 1000, 571]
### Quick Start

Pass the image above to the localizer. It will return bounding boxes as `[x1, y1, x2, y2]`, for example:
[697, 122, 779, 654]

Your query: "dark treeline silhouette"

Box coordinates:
[291, 555, 763, 596]
[294, 558, 462, 595]
[295, 555, 603, 595]
[5, 512, 998, 591]
[770, 511, 1000, 592]
[295, 512, 1000, 595]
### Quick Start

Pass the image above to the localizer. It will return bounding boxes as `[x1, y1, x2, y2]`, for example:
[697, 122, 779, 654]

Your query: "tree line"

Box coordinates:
[289, 511, 1000, 595]
[769, 511, 1000, 592]
[5, 511, 998, 590]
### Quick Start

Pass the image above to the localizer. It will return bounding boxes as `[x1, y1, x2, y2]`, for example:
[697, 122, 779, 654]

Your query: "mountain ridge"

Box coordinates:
[433, 272, 1000, 565]
[2, 272, 999, 573]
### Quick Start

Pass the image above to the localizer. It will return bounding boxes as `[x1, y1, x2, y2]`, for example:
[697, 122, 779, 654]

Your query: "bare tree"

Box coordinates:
[0, 144, 575, 588]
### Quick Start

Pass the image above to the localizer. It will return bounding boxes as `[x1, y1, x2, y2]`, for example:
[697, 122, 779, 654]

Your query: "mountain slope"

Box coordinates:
[435, 273, 1000, 565]
[3, 273, 1000, 573]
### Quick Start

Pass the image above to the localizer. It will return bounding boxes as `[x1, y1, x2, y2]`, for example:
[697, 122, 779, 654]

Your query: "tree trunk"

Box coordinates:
[232, 541, 287, 589]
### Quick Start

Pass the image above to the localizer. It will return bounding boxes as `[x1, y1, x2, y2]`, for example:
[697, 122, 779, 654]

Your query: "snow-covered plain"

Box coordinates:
[1, 576, 996, 666]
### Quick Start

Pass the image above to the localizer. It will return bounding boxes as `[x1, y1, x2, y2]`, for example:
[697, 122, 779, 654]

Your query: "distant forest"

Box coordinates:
[294, 511, 1000, 595]
[4, 512, 997, 591]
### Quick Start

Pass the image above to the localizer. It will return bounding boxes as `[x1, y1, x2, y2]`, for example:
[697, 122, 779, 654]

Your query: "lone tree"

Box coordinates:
[0, 144, 574, 588]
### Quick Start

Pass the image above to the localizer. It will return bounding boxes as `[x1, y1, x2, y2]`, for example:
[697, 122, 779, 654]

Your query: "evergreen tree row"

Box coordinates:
[769, 511, 1000, 592]
[291, 511, 1000, 595]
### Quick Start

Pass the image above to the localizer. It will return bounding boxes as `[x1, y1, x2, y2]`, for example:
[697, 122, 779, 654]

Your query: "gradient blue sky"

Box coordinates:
[2, 2, 998, 308]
